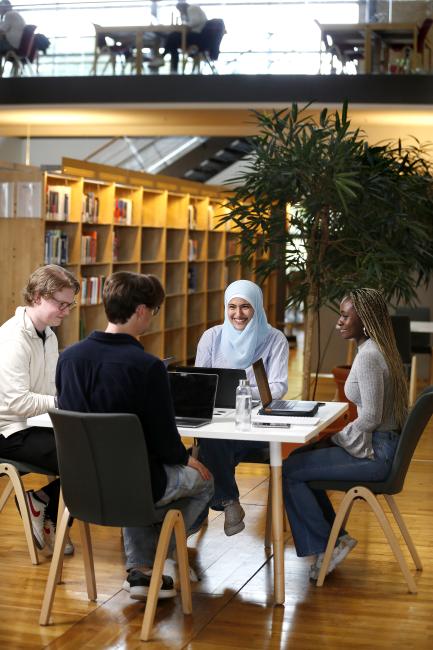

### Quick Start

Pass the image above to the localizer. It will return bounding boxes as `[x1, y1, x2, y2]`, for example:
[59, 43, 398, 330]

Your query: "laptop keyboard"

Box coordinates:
[271, 400, 296, 409]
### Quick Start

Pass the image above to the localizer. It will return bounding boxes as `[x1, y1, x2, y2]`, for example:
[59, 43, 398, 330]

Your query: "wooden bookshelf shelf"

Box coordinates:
[1, 158, 274, 361]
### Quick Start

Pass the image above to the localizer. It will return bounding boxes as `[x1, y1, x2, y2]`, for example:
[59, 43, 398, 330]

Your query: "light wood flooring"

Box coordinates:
[1, 348, 433, 649]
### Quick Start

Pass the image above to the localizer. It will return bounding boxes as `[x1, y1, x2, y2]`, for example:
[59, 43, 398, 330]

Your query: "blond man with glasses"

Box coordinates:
[0, 264, 80, 556]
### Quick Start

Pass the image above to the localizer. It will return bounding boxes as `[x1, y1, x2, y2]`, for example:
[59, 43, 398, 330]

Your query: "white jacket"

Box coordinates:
[0, 306, 57, 438]
[0, 11, 26, 48]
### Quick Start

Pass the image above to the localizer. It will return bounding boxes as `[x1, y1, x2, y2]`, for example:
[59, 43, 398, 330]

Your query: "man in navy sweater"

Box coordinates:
[56, 271, 213, 600]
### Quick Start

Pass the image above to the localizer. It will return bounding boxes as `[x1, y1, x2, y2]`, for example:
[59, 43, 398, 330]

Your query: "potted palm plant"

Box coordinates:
[220, 102, 433, 398]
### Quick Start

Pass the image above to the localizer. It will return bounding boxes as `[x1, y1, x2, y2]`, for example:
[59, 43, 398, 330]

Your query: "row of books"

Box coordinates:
[46, 185, 71, 221]
[114, 198, 132, 225]
[82, 192, 100, 223]
[81, 231, 97, 264]
[188, 238, 199, 261]
[81, 276, 105, 305]
[44, 229, 69, 264]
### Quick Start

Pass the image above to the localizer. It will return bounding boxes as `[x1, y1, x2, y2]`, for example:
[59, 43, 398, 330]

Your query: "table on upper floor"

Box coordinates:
[93, 23, 188, 75]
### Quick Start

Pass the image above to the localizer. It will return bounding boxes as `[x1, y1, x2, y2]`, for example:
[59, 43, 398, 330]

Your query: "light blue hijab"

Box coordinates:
[220, 280, 271, 368]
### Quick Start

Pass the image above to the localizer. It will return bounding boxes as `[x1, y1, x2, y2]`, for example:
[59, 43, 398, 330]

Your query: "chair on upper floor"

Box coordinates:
[39, 410, 192, 642]
[396, 306, 433, 385]
[0, 24, 36, 77]
[309, 385, 433, 593]
[183, 19, 226, 74]
[91, 24, 134, 75]
[0, 457, 55, 564]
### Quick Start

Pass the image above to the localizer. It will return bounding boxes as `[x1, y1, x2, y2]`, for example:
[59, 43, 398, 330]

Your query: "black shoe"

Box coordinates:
[122, 568, 176, 600]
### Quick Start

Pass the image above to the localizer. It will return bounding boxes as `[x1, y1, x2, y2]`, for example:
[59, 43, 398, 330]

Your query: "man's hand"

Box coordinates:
[187, 455, 212, 480]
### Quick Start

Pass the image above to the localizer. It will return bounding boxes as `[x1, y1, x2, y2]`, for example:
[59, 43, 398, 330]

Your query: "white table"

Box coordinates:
[28, 401, 348, 605]
[410, 321, 433, 334]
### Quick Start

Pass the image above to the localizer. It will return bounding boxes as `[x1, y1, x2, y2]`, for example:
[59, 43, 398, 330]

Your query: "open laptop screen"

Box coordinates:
[252, 358, 273, 407]
[168, 372, 218, 419]
[174, 366, 246, 408]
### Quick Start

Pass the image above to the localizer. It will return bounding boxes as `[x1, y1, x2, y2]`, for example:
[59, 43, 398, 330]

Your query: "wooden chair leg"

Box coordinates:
[140, 510, 191, 641]
[1, 463, 39, 565]
[384, 494, 423, 571]
[173, 512, 193, 615]
[0, 479, 14, 512]
[316, 488, 355, 586]
[39, 505, 70, 625]
[353, 487, 417, 593]
[79, 521, 97, 600]
[409, 356, 417, 406]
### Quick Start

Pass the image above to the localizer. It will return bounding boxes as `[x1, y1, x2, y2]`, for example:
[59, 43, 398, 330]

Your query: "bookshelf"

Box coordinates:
[0, 158, 275, 364]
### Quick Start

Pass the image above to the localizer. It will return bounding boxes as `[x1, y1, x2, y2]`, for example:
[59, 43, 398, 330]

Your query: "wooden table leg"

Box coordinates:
[270, 441, 285, 605]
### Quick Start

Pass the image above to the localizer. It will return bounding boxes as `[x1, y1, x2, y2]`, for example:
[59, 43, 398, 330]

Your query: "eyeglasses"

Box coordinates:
[50, 296, 77, 311]
[150, 305, 160, 316]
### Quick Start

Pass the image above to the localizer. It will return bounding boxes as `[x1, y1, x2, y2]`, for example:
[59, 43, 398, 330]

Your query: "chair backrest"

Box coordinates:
[395, 305, 431, 349]
[199, 19, 225, 60]
[390, 314, 412, 365]
[48, 410, 158, 527]
[16, 24, 36, 59]
[380, 386, 433, 493]
[417, 18, 433, 52]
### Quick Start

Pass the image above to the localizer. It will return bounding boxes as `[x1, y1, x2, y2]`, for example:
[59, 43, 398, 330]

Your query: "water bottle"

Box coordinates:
[235, 379, 252, 431]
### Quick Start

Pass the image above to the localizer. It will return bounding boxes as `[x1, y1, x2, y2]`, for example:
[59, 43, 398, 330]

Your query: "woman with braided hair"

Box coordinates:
[282, 288, 408, 581]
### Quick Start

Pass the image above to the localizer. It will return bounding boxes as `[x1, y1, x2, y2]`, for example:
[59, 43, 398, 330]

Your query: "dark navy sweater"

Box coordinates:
[56, 330, 188, 502]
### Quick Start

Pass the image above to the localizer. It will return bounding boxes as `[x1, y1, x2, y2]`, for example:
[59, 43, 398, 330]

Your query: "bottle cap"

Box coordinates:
[239, 379, 250, 387]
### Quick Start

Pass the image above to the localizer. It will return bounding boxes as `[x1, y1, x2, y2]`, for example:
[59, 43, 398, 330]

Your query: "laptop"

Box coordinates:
[168, 371, 218, 428]
[174, 366, 246, 408]
[252, 358, 319, 417]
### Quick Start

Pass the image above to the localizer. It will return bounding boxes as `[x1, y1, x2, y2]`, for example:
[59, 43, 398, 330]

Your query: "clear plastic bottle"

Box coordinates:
[235, 379, 252, 431]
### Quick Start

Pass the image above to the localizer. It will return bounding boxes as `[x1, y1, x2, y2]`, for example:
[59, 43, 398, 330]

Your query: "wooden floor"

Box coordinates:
[1, 348, 433, 649]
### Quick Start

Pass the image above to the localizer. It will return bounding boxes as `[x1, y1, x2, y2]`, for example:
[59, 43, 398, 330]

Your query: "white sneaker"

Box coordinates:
[309, 534, 358, 581]
[43, 518, 75, 557]
[148, 55, 164, 69]
[15, 490, 47, 550]
[163, 558, 199, 583]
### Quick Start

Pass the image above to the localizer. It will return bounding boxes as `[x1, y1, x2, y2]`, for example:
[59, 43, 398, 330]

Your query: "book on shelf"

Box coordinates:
[46, 185, 71, 221]
[112, 230, 120, 262]
[81, 275, 105, 306]
[226, 237, 239, 257]
[82, 192, 99, 223]
[188, 264, 197, 292]
[188, 204, 197, 230]
[114, 198, 132, 225]
[45, 229, 69, 265]
[188, 238, 198, 261]
[81, 230, 97, 264]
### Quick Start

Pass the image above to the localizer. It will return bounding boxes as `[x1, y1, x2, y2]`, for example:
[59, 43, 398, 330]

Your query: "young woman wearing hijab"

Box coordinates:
[196, 280, 289, 536]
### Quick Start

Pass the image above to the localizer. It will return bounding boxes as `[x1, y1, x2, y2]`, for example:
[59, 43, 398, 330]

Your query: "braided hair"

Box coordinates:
[349, 288, 408, 430]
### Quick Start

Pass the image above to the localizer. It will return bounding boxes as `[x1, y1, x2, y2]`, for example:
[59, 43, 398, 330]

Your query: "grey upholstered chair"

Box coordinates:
[39, 410, 192, 641]
[308, 386, 433, 593]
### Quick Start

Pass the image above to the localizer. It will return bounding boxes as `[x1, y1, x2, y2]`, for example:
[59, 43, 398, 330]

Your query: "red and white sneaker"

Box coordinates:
[15, 490, 47, 550]
[43, 518, 75, 557]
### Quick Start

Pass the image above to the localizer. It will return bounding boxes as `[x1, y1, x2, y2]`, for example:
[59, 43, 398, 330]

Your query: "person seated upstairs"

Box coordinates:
[149, 1, 207, 73]
[0, 0, 25, 55]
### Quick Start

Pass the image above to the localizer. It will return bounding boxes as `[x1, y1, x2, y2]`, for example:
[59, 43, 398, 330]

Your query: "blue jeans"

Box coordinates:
[198, 438, 269, 509]
[123, 464, 214, 570]
[282, 431, 399, 557]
